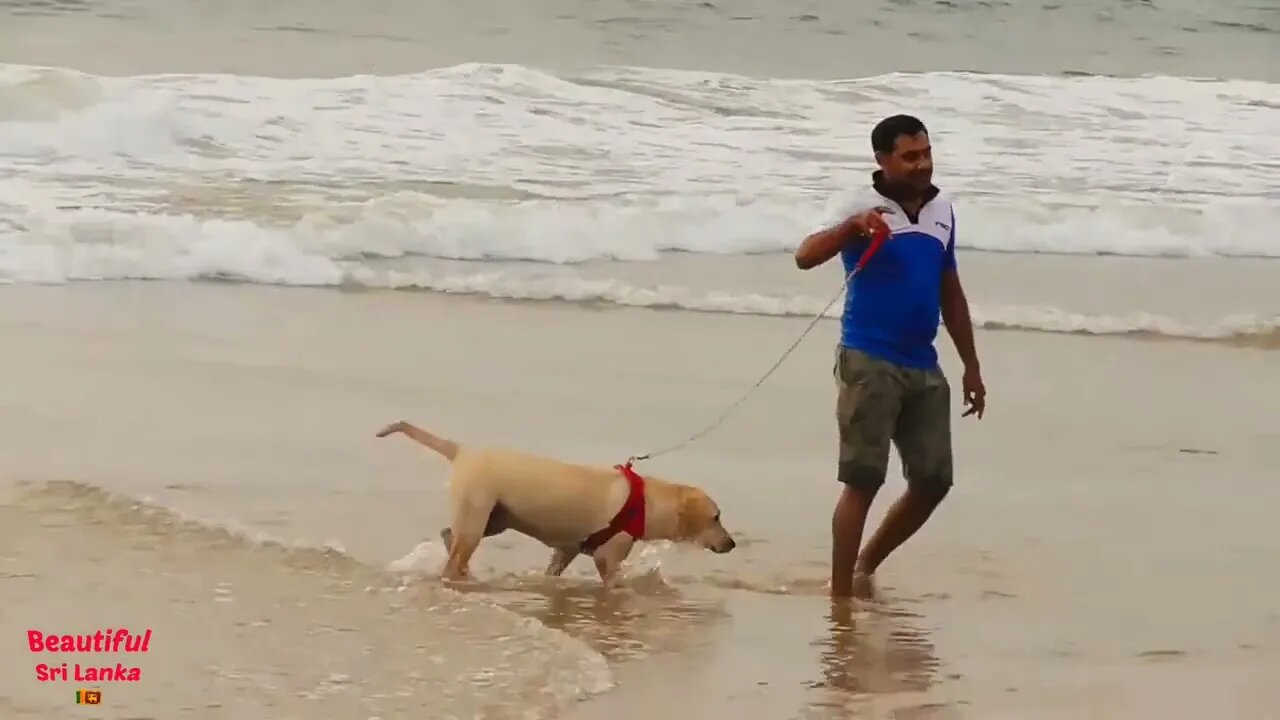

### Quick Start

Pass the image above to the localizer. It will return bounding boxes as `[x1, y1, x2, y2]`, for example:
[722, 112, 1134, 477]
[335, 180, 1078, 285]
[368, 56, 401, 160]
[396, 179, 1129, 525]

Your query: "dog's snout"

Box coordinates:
[713, 536, 736, 553]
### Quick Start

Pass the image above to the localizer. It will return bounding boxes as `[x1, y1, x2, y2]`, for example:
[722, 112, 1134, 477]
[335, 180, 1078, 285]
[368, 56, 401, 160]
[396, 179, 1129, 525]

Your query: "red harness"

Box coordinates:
[580, 463, 647, 553]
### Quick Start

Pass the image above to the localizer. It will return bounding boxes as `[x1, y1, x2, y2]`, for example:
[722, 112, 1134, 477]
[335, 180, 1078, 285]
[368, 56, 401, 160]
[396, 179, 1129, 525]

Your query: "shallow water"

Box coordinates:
[2, 283, 1278, 718]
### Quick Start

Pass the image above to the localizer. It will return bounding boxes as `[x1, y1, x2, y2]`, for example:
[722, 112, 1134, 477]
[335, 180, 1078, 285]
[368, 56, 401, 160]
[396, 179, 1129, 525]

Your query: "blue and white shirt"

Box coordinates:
[818, 174, 957, 370]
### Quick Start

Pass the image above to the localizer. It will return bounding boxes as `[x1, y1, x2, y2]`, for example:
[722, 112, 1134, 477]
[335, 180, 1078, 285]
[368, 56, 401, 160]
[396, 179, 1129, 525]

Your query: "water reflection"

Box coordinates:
[806, 598, 946, 718]
[485, 575, 727, 662]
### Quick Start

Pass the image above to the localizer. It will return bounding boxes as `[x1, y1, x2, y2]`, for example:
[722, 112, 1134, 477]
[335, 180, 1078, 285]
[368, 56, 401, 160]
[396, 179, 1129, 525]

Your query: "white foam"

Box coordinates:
[363, 270, 1279, 342]
[0, 205, 1273, 341]
[7, 189, 1275, 277]
[0, 61, 1276, 266]
[385, 540, 450, 575]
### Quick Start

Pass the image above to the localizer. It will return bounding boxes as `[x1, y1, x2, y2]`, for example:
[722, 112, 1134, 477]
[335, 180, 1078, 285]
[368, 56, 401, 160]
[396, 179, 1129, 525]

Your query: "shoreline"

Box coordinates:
[3, 277, 1276, 352]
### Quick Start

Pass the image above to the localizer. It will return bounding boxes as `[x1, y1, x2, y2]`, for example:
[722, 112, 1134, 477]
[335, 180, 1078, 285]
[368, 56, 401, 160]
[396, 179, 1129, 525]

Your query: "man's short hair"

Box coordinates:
[871, 114, 928, 155]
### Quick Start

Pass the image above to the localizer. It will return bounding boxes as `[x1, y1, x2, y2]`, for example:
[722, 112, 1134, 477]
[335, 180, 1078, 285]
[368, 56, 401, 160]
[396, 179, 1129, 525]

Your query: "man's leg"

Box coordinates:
[831, 348, 902, 598]
[855, 366, 953, 578]
[832, 484, 877, 598]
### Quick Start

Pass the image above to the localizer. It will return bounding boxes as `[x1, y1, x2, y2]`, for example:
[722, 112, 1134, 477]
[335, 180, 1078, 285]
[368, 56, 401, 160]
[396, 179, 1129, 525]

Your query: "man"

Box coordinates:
[794, 114, 986, 599]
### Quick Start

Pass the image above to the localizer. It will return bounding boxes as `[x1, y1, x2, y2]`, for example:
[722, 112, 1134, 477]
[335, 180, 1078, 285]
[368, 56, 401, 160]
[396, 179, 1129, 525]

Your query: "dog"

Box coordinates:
[374, 420, 736, 586]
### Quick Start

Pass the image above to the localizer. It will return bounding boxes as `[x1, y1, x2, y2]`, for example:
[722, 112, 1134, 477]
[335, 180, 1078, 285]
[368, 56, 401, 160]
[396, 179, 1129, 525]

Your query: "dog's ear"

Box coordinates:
[674, 488, 708, 539]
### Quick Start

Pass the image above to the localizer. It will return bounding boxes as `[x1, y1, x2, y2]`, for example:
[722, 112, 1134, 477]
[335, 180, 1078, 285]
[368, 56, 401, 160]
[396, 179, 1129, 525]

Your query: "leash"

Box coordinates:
[623, 227, 889, 469]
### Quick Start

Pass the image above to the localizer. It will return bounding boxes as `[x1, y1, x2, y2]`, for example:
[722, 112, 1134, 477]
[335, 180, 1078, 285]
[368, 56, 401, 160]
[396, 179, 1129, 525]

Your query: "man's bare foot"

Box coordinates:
[826, 575, 875, 601]
[850, 571, 877, 600]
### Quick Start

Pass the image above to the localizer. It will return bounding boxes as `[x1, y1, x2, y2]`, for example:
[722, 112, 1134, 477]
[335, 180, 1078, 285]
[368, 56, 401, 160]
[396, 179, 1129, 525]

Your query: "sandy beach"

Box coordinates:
[3, 0, 1278, 714]
[1, 281, 1277, 718]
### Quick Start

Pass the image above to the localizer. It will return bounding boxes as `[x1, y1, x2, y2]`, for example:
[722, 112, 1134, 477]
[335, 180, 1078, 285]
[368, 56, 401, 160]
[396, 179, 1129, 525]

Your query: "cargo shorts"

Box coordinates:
[833, 346, 954, 494]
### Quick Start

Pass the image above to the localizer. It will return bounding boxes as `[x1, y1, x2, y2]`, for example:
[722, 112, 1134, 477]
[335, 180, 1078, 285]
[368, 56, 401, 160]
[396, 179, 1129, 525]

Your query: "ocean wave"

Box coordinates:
[1, 60, 1275, 347]
[1, 61, 1277, 263]
[1, 216, 1272, 347]
[1, 190, 1276, 299]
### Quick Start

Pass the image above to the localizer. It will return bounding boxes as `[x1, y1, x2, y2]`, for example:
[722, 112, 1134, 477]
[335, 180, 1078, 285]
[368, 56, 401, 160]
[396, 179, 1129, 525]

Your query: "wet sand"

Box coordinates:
[1, 281, 1278, 718]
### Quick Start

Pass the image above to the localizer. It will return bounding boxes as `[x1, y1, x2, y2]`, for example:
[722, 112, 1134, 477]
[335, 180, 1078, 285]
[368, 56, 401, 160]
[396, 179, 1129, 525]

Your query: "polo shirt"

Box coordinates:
[817, 172, 957, 370]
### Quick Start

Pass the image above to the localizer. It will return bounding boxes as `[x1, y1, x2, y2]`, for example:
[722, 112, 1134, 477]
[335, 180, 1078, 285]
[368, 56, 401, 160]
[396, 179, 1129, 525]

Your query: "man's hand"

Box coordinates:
[845, 206, 893, 239]
[795, 206, 893, 270]
[961, 365, 986, 419]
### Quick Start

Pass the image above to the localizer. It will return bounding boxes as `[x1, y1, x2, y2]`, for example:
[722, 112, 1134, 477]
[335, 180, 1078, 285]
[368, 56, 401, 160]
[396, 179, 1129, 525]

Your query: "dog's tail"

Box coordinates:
[375, 420, 459, 462]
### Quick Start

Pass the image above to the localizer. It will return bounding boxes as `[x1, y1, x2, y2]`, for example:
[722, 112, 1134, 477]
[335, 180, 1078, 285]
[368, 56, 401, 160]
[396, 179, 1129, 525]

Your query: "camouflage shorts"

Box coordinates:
[833, 346, 954, 493]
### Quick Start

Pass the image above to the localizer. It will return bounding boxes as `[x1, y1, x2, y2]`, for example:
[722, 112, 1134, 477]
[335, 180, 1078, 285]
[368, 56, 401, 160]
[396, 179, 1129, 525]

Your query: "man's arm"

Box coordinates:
[939, 214, 986, 418]
[942, 267, 986, 419]
[940, 268, 980, 372]
[795, 217, 860, 270]
[939, 209, 979, 369]
[794, 202, 888, 270]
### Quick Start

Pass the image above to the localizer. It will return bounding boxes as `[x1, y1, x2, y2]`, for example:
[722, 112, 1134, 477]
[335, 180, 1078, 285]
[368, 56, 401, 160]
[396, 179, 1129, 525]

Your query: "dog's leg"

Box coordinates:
[442, 525, 484, 582]
[544, 547, 579, 577]
[442, 496, 497, 582]
[592, 536, 636, 589]
[441, 504, 510, 552]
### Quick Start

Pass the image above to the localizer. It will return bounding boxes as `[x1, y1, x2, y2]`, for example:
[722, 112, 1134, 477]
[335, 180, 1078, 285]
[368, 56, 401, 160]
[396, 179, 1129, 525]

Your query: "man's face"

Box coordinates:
[876, 132, 933, 193]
